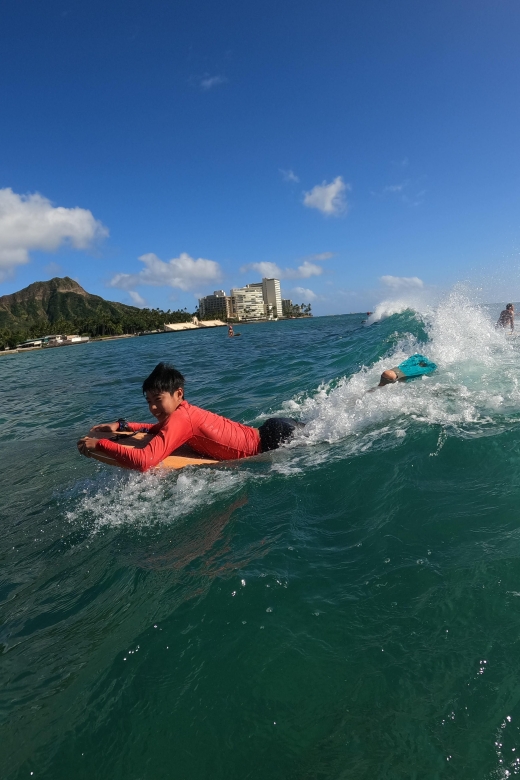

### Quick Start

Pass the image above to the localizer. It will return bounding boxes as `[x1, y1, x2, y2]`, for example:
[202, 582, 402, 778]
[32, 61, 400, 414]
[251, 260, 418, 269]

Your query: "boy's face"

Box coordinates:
[145, 388, 184, 422]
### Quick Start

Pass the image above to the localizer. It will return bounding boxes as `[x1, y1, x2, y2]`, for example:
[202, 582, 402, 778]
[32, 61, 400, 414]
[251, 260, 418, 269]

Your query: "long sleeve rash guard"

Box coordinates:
[95, 400, 261, 471]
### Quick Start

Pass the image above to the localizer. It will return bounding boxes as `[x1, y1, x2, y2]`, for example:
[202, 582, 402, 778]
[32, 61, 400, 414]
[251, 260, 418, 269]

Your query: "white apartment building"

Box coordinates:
[262, 278, 283, 319]
[199, 290, 233, 319]
[230, 284, 266, 320]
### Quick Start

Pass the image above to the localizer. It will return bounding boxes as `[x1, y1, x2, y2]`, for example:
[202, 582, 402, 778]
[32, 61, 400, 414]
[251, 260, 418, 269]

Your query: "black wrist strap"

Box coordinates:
[118, 418, 131, 432]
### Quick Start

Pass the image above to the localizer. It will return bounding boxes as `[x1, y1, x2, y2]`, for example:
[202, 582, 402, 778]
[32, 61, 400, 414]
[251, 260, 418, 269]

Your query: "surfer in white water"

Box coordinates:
[496, 303, 514, 331]
[377, 368, 407, 386]
[370, 354, 437, 390]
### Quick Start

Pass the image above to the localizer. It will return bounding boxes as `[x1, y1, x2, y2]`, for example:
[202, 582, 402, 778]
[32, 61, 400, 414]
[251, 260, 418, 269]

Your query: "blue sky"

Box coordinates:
[1, 0, 520, 314]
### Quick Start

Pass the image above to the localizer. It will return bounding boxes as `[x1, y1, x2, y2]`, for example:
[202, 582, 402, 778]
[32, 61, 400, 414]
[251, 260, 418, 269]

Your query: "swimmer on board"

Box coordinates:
[369, 354, 437, 391]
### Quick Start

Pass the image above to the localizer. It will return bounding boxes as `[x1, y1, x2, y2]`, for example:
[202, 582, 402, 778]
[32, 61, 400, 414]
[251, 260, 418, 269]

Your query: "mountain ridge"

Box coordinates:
[0, 277, 140, 327]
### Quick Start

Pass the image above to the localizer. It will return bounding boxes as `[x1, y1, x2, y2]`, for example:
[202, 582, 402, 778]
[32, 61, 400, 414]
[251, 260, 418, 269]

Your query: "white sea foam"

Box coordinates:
[366, 298, 425, 324]
[67, 467, 249, 531]
[289, 288, 520, 457]
[365, 282, 438, 324]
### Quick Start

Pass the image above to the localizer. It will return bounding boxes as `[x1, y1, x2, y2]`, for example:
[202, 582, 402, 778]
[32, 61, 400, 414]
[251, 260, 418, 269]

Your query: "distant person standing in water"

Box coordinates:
[497, 303, 514, 331]
[228, 324, 234, 337]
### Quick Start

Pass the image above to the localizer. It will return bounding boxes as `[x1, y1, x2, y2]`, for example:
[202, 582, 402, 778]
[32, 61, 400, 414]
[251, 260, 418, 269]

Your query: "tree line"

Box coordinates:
[286, 303, 312, 317]
[0, 305, 194, 349]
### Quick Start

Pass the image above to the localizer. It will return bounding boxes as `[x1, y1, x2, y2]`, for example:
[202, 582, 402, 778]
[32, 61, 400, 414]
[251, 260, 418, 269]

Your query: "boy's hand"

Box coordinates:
[90, 422, 120, 432]
[77, 436, 100, 457]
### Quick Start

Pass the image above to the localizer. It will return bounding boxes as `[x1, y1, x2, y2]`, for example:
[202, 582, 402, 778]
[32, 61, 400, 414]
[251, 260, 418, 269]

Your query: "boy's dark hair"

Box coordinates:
[142, 362, 185, 396]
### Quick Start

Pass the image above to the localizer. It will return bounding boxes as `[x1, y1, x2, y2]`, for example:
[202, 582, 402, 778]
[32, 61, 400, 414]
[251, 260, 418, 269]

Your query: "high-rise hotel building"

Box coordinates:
[199, 277, 283, 321]
[198, 290, 234, 320]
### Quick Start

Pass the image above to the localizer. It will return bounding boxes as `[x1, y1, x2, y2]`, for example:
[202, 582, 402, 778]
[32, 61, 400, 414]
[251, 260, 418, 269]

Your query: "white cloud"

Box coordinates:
[128, 290, 147, 307]
[303, 176, 349, 216]
[280, 169, 300, 183]
[0, 187, 108, 281]
[307, 252, 335, 261]
[291, 286, 317, 301]
[241, 259, 323, 280]
[373, 178, 425, 206]
[380, 275, 424, 290]
[289, 261, 321, 278]
[200, 75, 227, 90]
[241, 261, 281, 278]
[109, 252, 222, 292]
[383, 182, 408, 193]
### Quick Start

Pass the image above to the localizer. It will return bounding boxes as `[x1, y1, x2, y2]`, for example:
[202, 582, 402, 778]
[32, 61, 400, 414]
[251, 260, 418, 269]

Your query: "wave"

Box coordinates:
[289, 288, 520, 453]
[67, 287, 520, 529]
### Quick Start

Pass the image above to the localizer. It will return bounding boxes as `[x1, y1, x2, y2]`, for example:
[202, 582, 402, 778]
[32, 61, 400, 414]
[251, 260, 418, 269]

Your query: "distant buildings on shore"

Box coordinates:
[199, 277, 285, 321]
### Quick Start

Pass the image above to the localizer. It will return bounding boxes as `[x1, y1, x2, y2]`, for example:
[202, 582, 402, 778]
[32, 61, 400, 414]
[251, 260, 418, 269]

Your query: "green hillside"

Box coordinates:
[0, 277, 139, 328]
[0, 277, 192, 348]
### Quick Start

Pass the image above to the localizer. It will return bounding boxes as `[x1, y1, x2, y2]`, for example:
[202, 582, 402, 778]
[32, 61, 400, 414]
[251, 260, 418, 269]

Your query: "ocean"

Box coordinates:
[3, 292, 520, 779]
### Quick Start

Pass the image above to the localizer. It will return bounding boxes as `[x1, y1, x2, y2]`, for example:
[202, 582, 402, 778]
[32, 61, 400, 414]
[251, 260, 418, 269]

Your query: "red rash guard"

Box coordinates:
[95, 400, 261, 472]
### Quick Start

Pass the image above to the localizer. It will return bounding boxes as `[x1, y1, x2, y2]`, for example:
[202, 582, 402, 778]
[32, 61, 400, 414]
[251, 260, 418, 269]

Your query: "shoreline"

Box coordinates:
[0, 315, 317, 356]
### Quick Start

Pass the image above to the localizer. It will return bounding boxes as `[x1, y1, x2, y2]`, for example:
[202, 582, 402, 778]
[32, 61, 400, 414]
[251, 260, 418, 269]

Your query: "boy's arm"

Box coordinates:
[90, 421, 155, 433]
[126, 421, 155, 432]
[93, 413, 192, 471]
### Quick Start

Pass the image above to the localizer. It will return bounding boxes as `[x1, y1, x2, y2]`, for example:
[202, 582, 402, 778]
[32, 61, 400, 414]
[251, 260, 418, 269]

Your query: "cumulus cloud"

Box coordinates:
[128, 290, 147, 307]
[303, 176, 349, 216]
[289, 261, 322, 278]
[307, 252, 335, 261]
[280, 169, 300, 183]
[241, 259, 323, 280]
[109, 252, 222, 293]
[291, 286, 317, 301]
[200, 74, 227, 90]
[0, 187, 108, 281]
[380, 275, 424, 290]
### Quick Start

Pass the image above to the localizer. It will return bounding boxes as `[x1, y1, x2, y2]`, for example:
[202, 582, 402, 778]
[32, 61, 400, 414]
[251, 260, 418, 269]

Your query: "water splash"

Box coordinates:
[67, 467, 248, 531]
[289, 288, 520, 452]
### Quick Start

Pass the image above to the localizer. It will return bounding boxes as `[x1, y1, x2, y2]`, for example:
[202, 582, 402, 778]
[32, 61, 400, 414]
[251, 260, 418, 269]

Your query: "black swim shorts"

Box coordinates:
[258, 417, 304, 453]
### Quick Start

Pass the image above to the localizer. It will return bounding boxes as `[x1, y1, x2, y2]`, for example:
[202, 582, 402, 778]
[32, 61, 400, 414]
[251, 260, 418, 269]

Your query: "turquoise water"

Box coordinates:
[3, 295, 520, 779]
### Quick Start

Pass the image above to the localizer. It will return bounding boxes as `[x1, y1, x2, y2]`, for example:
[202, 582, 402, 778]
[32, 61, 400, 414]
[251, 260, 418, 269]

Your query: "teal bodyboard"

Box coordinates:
[397, 354, 437, 378]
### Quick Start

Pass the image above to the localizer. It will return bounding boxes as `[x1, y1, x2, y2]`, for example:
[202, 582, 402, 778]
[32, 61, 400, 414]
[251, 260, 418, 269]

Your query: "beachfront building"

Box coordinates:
[282, 299, 293, 316]
[230, 284, 266, 320]
[198, 290, 233, 320]
[262, 278, 283, 319]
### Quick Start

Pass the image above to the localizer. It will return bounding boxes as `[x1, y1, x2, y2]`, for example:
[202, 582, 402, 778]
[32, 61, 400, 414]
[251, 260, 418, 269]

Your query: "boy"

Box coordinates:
[77, 362, 301, 472]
